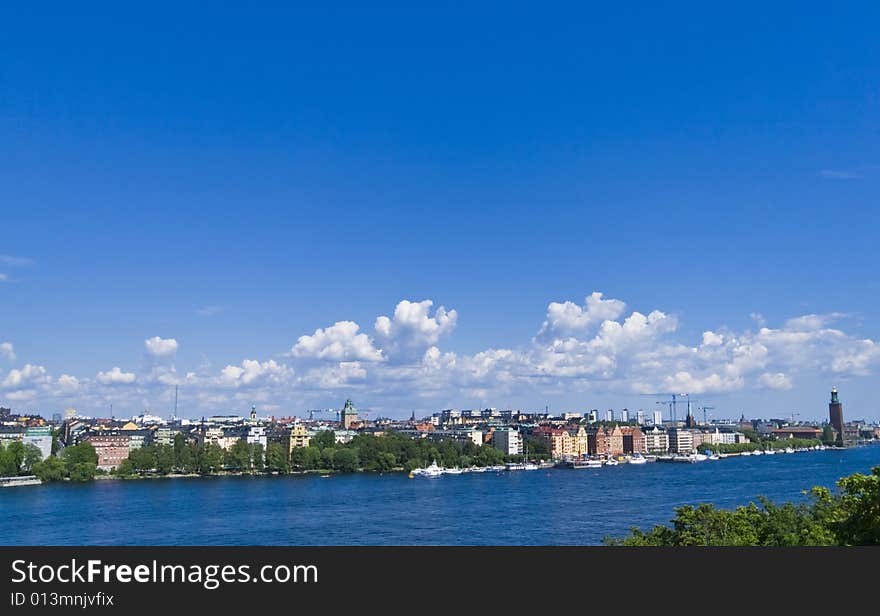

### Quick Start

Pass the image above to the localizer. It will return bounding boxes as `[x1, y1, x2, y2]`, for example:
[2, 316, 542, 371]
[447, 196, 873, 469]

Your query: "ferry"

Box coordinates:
[570, 459, 603, 469]
[0, 475, 41, 488]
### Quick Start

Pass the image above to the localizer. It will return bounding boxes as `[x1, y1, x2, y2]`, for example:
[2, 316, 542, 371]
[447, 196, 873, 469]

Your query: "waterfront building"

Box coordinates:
[608, 425, 625, 456]
[620, 426, 646, 454]
[492, 427, 523, 456]
[620, 409, 629, 422]
[772, 427, 822, 441]
[588, 427, 610, 456]
[539, 427, 572, 459]
[643, 426, 669, 453]
[155, 426, 178, 447]
[651, 410, 663, 425]
[570, 425, 589, 457]
[84, 431, 130, 471]
[604, 409, 614, 422]
[23, 427, 52, 460]
[829, 387, 846, 446]
[668, 428, 694, 454]
[562, 412, 583, 421]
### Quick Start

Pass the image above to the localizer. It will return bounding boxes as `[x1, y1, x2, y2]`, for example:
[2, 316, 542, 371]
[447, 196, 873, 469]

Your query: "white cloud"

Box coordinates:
[290, 321, 384, 362]
[217, 359, 294, 388]
[96, 367, 137, 385]
[145, 336, 179, 358]
[0, 273, 8, 282]
[759, 372, 793, 390]
[0, 342, 14, 361]
[6, 295, 880, 416]
[538, 292, 627, 338]
[374, 299, 457, 359]
[2, 364, 49, 389]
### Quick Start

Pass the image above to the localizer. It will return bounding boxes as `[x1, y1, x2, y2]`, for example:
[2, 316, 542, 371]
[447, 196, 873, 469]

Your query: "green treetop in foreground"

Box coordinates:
[605, 465, 880, 546]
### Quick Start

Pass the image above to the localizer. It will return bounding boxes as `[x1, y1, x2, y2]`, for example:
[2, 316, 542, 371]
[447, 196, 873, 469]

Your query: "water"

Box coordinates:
[4, 446, 879, 545]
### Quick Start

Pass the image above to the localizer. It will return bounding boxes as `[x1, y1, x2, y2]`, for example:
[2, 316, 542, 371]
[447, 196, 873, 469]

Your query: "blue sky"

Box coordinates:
[2, 2, 879, 420]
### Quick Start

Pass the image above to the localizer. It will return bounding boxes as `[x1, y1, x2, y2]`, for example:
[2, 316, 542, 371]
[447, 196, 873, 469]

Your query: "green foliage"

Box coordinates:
[0, 440, 26, 475]
[22, 443, 43, 473]
[605, 465, 880, 546]
[312, 430, 336, 450]
[32, 456, 66, 482]
[68, 461, 97, 482]
[61, 443, 98, 481]
[265, 442, 289, 473]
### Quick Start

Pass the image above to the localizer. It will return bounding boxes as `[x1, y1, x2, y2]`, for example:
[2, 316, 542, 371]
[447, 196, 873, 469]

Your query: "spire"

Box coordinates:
[831, 387, 839, 404]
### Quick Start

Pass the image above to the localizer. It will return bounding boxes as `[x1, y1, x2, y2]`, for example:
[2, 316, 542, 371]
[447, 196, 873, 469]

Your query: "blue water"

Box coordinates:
[4, 446, 879, 545]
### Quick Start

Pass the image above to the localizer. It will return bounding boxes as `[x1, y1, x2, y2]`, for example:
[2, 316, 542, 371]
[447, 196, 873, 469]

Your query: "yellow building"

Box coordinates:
[283, 423, 311, 456]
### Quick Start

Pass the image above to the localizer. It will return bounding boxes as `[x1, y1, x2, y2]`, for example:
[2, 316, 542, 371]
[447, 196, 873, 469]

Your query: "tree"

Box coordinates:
[228, 440, 253, 472]
[313, 430, 336, 450]
[265, 443, 289, 473]
[821, 424, 836, 446]
[605, 465, 880, 546]
[114, 458, 135, 478]
[68, 461, 97, 482]
[3, 441, 26, 475]
[62, 443, 98, 478]
[155, 445, 175, 475]
[22, 443, 43, 474]
[333, 447, 359, 473]
[252, 443, 265, 472]
[32, 456, 66, 482]
[201, 444, 224, 473]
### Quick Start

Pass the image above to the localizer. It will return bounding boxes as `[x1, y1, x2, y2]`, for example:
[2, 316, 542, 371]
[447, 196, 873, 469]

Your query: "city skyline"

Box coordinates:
[3, 4, 880, 419]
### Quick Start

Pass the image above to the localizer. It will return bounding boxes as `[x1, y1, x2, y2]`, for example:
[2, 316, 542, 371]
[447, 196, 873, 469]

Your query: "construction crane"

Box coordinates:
[700, 406, 716, 425]
[789, 412, 801, 424]
[640, 393, 689, 423]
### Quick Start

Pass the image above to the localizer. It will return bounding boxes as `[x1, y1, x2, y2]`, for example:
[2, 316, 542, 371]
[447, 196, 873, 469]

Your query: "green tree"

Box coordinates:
[313, 430, 336, 450]
[114, 458, 135, 478]
[201, 444, 224, 473]
[62, 442, 98, 478]
[333, 447, 360, 473]
[252, 443, 265, 472]
[4, 441, 26, 475]
[265, 442, 289, 473]
[22, 443, 43, 474]
[228, 440, 253, 472]
[32, 456, 66, 482]
[68, 461, 97, 482]
[155, 444, 175, 475]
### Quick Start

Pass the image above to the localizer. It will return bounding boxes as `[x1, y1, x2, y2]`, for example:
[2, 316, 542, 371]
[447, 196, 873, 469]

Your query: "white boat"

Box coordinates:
[763, 449, 775, 455]
[784, 447, 795, 454]
[420, 460, 444, 477]
[523, 463, 540, 471]
[740, 450, 752, 456]
[603, 458, 619, 466]
[469, 466, 487, 473]
[628, 454, 647, 465]
[752, 450, 764, 456]
[692, 452, 708, 462]
[487, 465, 506, 472]
[443, 467, 464, 475]
[708, 453, 720, 461]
